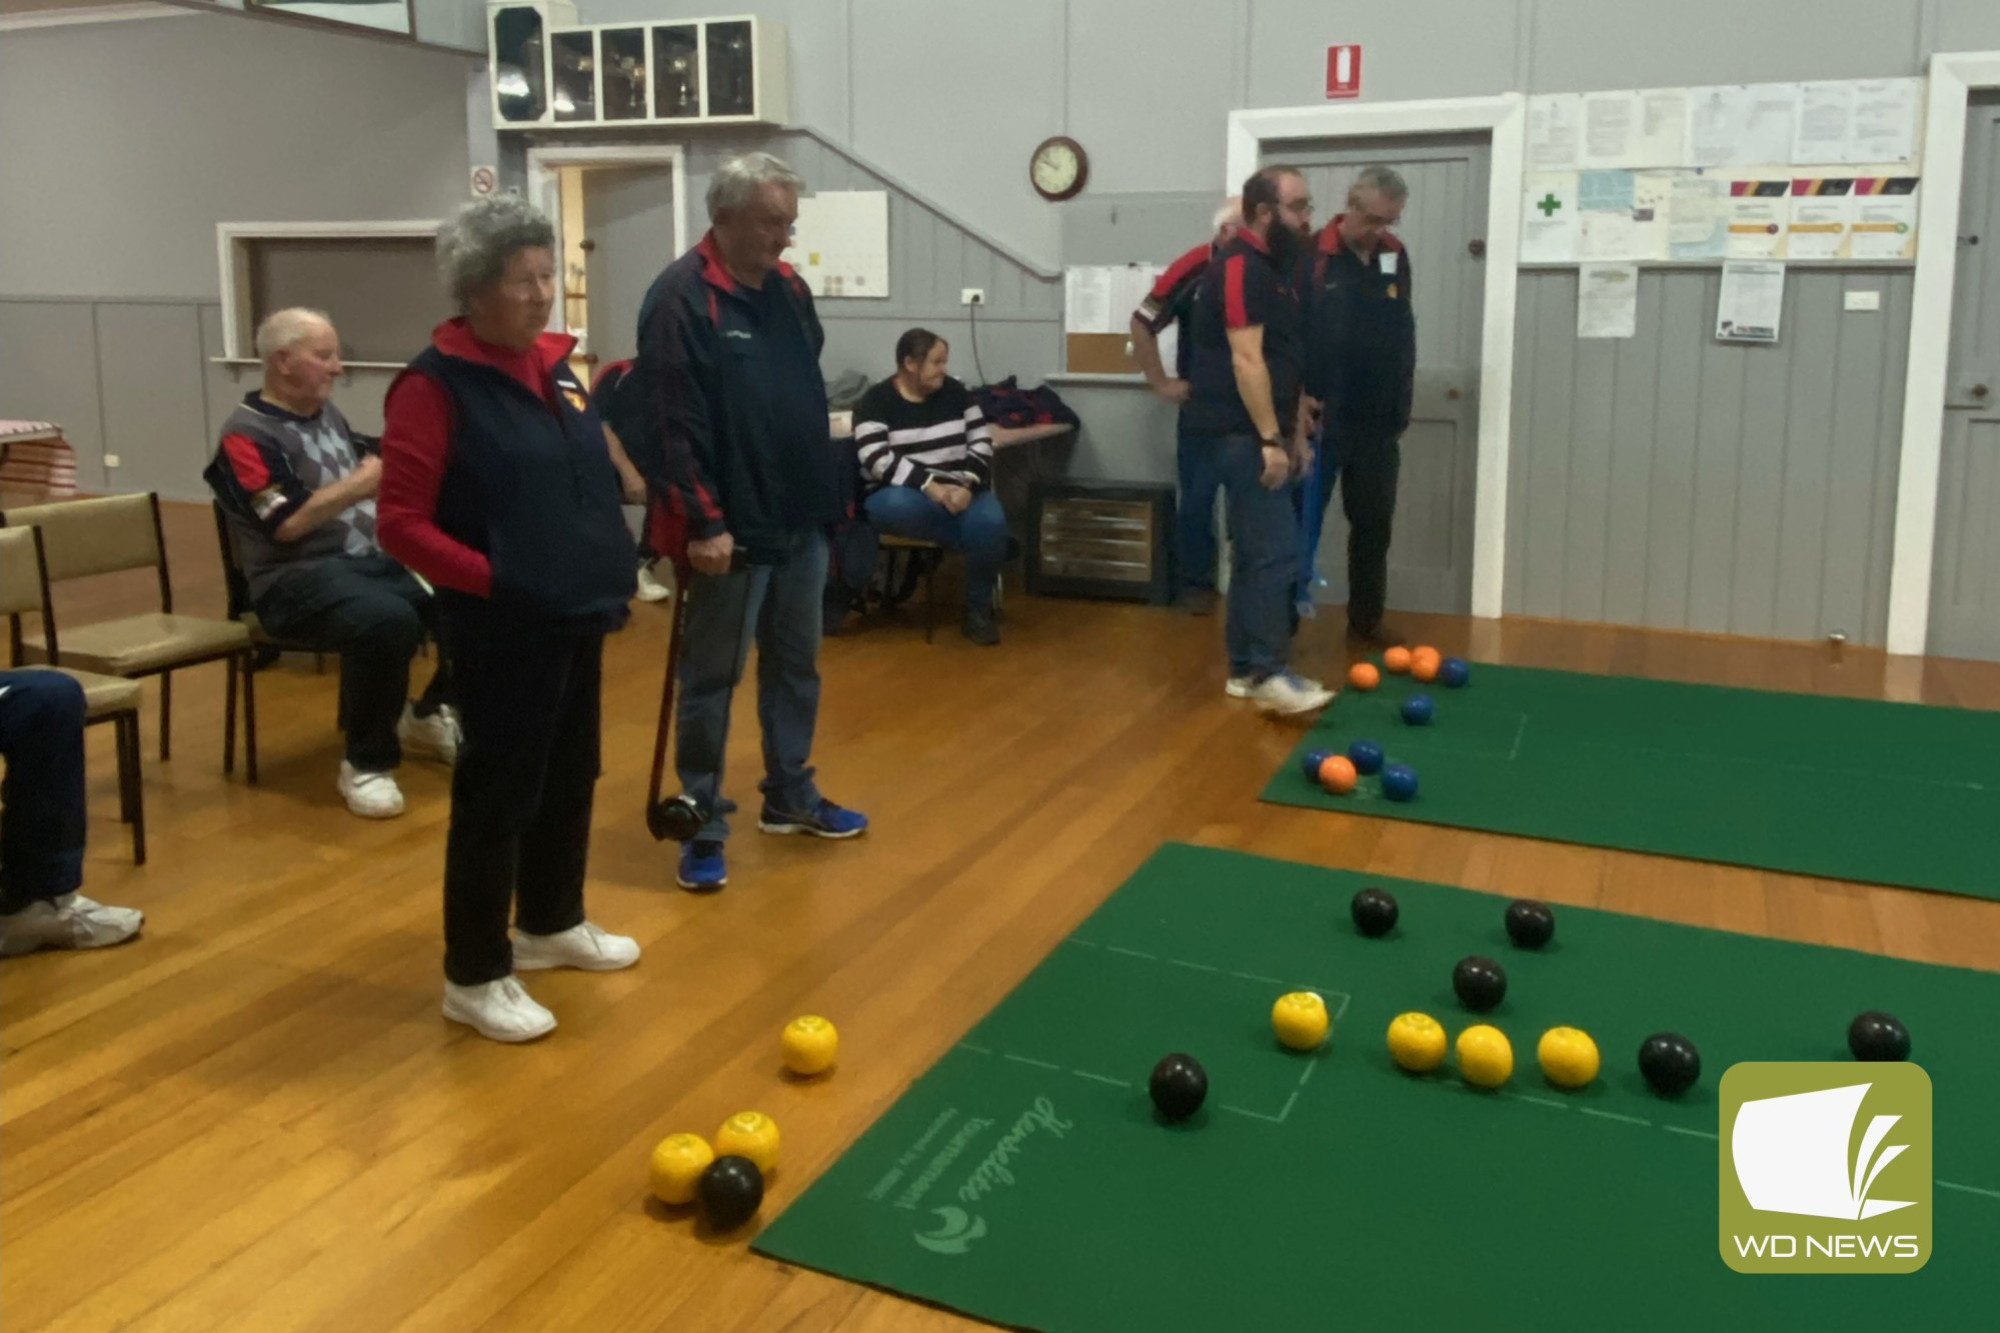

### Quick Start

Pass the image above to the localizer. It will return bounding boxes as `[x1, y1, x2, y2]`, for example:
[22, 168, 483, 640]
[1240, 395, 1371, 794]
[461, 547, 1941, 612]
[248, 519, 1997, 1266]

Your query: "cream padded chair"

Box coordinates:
[1, 524, 148, 863]
[2, 492, 257, 782]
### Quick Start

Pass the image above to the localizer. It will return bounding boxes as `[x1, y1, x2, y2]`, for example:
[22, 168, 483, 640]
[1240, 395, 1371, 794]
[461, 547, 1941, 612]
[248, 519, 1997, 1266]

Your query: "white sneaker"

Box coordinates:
[338, 760, 406, 818]
[398, 703, 460, 765]
[442, 975, 557, 1043]
[0, 893, 145, 958]
[635, 562, 673, 603]
[1249, 670, 1336, 716]
[1225, 676, 1255, 698]
[512, 921, 641, 972]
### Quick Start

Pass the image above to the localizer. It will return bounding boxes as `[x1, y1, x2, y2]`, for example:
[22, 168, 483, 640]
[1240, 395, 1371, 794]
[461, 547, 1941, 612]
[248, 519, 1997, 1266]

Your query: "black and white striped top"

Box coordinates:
[852, 376, 994, 493]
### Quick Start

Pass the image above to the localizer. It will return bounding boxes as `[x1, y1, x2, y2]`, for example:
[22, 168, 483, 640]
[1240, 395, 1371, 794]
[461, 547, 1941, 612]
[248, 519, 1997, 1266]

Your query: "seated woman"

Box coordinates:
[852, 330, 1007, 645]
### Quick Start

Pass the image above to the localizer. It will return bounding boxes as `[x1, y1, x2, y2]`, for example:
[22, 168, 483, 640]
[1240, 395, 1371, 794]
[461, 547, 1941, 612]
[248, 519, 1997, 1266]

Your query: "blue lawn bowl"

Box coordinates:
[1439, 657, 1471, 688]
[1401, 694, 1436, 726]
[1348, 739, 1385, 776]
[1381, 763, 1420, 802]
[1300, 748, 1334, 782]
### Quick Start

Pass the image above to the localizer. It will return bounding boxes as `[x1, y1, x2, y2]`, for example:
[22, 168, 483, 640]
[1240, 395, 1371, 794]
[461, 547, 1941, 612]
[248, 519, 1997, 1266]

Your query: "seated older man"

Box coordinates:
[205, 307, 457, 819]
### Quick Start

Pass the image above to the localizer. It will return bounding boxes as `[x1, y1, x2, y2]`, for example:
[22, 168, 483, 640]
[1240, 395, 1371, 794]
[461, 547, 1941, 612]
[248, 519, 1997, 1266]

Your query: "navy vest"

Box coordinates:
[405, 346, 634, 629]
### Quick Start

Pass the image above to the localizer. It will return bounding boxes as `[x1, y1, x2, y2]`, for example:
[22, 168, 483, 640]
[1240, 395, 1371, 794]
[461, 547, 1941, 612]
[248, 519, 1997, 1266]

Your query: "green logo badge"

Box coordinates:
[1719, 1062, 1931, 1273]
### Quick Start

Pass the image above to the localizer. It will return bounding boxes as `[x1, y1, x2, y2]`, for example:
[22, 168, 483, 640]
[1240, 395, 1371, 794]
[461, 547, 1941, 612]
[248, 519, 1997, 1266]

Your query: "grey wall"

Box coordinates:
[591, 0, 2000, 270]
[1507, 269, 1912, 645]
[528, 124, 1065, 387]
[0, 9, 476, 495]
[0, 296, 402, 502]
[0, 11, 476, 300]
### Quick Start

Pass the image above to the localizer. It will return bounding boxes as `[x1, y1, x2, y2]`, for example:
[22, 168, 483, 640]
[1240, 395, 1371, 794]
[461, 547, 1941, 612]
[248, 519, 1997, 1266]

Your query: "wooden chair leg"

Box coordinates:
[242, 651, 259, 784]
[123, 713, 146, 866]
[160, 669, 173, 762]
[222, 657, 237, 776]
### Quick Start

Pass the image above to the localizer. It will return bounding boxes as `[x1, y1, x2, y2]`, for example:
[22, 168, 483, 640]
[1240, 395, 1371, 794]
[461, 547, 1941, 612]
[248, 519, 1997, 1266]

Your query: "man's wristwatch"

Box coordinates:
[1260, 437, 1284, 451]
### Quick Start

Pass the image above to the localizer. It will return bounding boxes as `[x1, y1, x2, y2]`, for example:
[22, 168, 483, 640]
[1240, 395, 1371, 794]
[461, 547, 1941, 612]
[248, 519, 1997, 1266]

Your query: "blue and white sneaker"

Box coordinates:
[1249, 671, 1335, 716]
[677, 839, 728, 890]
[758, 798, 869, 839]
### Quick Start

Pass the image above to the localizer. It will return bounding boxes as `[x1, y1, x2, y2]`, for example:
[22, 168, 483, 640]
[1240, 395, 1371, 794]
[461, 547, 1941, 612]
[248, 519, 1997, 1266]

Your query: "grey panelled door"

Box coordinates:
[1931, 94, 2000, 662]
[581, 166, 678, 369]
[1275, 134, 1488, 615]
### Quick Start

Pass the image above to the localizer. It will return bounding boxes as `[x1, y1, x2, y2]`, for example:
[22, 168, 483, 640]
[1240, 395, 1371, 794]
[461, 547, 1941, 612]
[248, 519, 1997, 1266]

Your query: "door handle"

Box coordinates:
[583, 352, 601, 367]
[1973, 383, 1990, 400]
[1446, 388, 1462, 400]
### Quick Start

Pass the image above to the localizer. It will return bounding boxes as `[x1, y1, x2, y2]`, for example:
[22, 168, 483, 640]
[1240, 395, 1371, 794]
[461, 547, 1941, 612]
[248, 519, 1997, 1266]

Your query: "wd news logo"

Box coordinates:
[1719, 1063, 1932, 1274]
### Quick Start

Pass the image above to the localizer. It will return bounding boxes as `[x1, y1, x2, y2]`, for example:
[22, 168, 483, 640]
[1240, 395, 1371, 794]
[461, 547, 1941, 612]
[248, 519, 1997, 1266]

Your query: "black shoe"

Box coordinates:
[961, 608, 1001, 646]
[1346, 622, 1406, 649]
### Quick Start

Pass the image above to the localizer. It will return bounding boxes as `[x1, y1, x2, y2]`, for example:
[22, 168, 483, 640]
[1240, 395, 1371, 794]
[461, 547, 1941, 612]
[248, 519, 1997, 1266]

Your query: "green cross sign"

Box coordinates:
[1536, 193, 1563, 217]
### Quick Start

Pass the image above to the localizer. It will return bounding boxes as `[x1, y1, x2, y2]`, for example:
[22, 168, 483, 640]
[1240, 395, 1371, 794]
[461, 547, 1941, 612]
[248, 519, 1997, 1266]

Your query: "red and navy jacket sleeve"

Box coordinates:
[206, 430, 309, 536]
[1136, 243, 1209, 333]
[1221, 250, 1281, 331]
[629, 275, 728, 543]
[378, 372, 494, 598]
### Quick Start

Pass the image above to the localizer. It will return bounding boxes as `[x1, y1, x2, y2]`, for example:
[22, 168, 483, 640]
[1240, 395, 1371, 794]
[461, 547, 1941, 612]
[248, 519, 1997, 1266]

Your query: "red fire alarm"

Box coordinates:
[1326, 44, 1362, 99]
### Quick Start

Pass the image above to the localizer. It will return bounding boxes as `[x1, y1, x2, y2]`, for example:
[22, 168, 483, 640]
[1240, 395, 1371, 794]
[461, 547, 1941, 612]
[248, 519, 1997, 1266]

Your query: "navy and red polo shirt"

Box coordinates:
[1133, 241, 1211, 380]
[1182, 228, 1304, 439]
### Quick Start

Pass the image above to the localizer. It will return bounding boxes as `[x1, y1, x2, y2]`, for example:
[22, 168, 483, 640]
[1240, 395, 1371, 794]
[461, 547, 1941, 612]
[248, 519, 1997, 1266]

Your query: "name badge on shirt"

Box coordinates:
[1379, 251, 1400, 277]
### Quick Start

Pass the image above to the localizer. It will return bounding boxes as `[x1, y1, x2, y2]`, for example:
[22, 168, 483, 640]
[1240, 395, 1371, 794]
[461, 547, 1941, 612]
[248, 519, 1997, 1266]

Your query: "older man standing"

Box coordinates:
[618, 152, 867, 892]
[1298, 166, 1418, 648]
[206, 308, 458, 819]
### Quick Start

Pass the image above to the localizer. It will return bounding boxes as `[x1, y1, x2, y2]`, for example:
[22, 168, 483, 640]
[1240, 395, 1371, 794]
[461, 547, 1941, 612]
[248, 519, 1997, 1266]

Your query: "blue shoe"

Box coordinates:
[758, 798, 869, 839]
[677, 839, 727, 890]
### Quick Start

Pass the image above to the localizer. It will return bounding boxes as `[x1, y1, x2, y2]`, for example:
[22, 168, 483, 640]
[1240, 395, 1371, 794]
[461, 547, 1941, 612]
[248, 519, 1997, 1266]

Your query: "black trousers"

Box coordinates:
[438, 602, 602, 986]
[255, 554, 451, 770]
[0, 670, 87, 912]
[1305, 424, 1402, 635]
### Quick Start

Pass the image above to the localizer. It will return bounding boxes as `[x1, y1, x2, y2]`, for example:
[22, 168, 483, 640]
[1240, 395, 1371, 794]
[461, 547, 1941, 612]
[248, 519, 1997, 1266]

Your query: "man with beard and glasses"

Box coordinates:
[1180, 165, 1331, 716]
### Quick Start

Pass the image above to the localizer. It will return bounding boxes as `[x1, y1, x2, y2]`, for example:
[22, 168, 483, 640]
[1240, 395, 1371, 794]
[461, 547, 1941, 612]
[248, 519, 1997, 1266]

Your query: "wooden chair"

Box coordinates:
[1, 493, 258, 782]
[1, 524, 147, 864]
[210, 501, 327, 675]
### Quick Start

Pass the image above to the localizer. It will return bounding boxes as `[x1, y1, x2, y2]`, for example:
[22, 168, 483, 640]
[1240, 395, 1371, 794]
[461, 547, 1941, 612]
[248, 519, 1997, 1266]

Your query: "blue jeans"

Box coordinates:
[1176, 415, 1224, 591]
[863, 486, 1008, 613]
[0, 669, 87, 911]
[1207, 434, 1300, 681]
[675, 529, 829, 841]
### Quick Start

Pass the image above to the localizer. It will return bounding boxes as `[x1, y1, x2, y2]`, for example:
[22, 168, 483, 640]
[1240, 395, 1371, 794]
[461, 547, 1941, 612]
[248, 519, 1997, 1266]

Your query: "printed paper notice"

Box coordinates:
[1636, 89, 1689, 167]
[1669, 173, 1729, 259]
[1064, 268, 1113, 333]
[1631, 172, 1672, 260]
[1727, 181, 1790, 258]
[1716, 260, 1784, 343]
[1687, 86, 1746, 168]
[1581, 91, 1641, 168]
[1739, 85, 1801, 166]
[1848, 180, 1920, 259]
[783, 191, 890, 299]
[1785, 180, 1853, 261]
[1578, 169, 1639, 260]
[1793, 82, 1855, 165]
[1521, 172, 1579, 263]
[1849, 79, 1919, 164]
[1578, 263, 1639, 339]
[1529, 94, 1582, 171]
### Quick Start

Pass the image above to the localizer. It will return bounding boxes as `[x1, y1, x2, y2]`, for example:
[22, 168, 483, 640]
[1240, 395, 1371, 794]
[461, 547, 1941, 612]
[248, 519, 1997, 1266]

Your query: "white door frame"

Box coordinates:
[523, 144, 689, 339]
[1227, 95, 1525, 619]
[1887, 51, 2000, 655]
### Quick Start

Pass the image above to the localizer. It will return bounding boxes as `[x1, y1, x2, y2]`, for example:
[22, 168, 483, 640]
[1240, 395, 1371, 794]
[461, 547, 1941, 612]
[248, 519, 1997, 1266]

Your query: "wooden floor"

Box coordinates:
[5, 497, 1999, 1332]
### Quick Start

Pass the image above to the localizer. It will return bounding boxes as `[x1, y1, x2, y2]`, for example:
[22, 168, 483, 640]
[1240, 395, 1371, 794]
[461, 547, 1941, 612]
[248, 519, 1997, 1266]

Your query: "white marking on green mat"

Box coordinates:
[957, 1041, 991, 1056]
[1581, 1107, 1653, 1128]
[1665, 1125, 1719, 1142]
[1169, 958, 1220, 973]
[1502, 1091, 1568, 1110]
[1072, 1069, 1131, 1089]
[1936, 1179, 2000, 1201]
[1003, 1053, 1062, 1071]
[1106, 945, 1157, 961]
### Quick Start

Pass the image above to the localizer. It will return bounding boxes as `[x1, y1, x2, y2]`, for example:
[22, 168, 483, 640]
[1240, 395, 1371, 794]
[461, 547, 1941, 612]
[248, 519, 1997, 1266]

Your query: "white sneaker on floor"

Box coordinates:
[635, 563, 673, 603]
[442, 975, 557, 1043]
[398, 703, 460, 765]
[1225, 676, 1255, 698]
[511, 921, 641, 972]
[0, 894, 145, 958]
[1249, 671, 1336, 716]
[338, 760, 406, 818]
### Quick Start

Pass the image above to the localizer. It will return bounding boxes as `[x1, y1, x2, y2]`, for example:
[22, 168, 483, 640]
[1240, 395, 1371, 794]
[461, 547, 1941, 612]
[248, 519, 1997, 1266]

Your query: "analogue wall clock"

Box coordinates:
[1030, 136, 1088, 202]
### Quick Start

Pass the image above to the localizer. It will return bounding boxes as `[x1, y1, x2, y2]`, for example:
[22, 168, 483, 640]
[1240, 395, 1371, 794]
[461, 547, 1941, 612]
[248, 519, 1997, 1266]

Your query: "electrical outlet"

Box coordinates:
[104, 454, 121, 469]
[1844, 290, 1881, 312]
[961, 288, 985, 306]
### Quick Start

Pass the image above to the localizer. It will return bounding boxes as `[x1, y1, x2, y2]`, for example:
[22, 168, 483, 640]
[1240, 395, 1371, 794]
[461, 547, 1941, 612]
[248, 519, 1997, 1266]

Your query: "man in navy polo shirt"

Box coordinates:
[621, 152, 868, 892]
[1298, 166, 1417, 647]
[1130, 196, 1240, 615]
[1182, 165, 1333, 716]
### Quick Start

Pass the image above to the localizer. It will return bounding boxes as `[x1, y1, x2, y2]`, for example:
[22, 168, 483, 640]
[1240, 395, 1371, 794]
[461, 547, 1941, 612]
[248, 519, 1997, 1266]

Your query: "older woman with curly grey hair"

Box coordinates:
[379, 193, 640, 1043]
